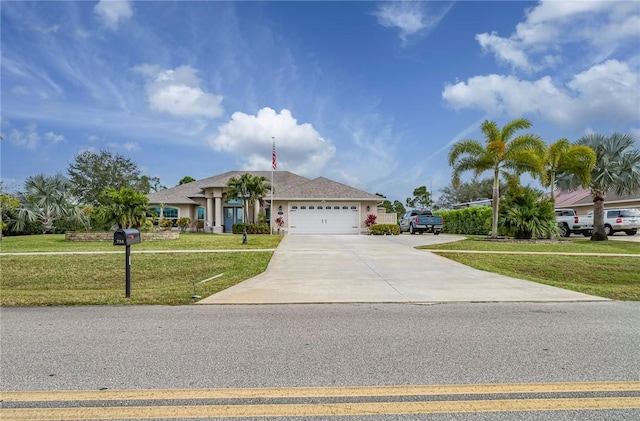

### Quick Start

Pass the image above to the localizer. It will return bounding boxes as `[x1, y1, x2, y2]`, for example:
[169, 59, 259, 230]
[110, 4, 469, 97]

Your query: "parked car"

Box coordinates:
[586, 208, 640, 236]
[399, 209, 443, 235]
[554, 208, 593, 237]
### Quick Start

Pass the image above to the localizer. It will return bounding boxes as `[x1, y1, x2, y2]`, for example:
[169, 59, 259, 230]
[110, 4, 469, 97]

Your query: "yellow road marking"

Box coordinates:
[2, 397, 640, 420]
[3, 381, 640, 402]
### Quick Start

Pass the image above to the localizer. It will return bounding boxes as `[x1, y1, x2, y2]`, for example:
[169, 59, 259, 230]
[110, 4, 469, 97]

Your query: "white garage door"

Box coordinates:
[289, 203, 360, 234]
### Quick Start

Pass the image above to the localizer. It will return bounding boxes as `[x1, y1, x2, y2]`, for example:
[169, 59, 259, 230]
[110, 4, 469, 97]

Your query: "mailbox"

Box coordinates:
[113, 229, 141, 246]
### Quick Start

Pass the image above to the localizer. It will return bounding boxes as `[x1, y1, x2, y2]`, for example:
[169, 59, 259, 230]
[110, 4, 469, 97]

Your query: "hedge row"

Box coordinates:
[231, 223, 271, 234]
[369, 224, 400, 235]
[435, 207, 492, 235]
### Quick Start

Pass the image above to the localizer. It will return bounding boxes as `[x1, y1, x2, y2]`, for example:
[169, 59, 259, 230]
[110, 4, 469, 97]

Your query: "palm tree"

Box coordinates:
[448, 118, 545, 238]
[97, 187, 149, 229]
[557, 133, 640, 241]
[225, 174, 251, 225]
[247, 175, 270, 223]
[9, 174, 89, 234]
[542, 138, 596, 203]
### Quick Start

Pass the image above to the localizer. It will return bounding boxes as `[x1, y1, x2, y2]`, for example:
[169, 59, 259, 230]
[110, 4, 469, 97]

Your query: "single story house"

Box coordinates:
[554, 189, 640, 215]
[147, 171, 383, 234]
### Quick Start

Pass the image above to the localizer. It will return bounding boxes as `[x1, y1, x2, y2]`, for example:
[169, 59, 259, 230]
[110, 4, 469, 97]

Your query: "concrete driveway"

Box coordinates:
[198, 234, 604, 304]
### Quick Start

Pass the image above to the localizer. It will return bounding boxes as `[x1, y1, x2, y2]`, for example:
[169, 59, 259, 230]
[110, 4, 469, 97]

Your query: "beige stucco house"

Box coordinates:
[147, 171, 383, 234]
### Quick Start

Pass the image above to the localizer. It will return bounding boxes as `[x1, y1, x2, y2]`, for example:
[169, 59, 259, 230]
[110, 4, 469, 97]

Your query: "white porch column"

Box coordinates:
[206, 197, 214, 233]
[214, 197, 223, 233]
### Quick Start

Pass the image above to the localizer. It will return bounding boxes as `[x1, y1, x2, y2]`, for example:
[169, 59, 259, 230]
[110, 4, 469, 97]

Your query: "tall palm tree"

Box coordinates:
[542, 138, 596, 203]
[448, 118, 545, 238]
[10, 173, 89, 234]
[557, 133, 640, 241]
[247, 175, 270, 223]
[225, 174, 252, 227]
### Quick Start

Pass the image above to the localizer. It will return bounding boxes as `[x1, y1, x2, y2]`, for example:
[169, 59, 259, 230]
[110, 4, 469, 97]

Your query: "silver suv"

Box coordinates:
[587, 208, 640, 236]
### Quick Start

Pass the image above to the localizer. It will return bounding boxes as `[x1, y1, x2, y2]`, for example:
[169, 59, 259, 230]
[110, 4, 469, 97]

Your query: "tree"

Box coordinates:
[247, 175, 270, 223]
[136, 175, 166, 194]
[499, 186, 558, 239]
[406, 186, 432, 209]
[542, 138, 595, 203]
[392, 200, 406, 218]
[1, 183, 20, 240]
[375, 193, 394, 214]
[448, 118, 545, 238]
[67, 150, 143, 206]
[96, 187, 149, 229]
[557, 133, 640, 241]
[178, 176, 196, 185]
[9, 174, 89, 234]
[436, 178, 505, 209]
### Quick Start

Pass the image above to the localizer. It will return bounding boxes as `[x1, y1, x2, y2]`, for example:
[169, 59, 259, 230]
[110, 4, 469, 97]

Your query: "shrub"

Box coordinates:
[364, 213, 377, 227]
[435, 207, 491, 235]
[499, 187, 558, 239]
[176, 217, 191, 233]
[232, 223, 270, 234]
[369, 224, 400, 235]
[159, 218, 174, 229]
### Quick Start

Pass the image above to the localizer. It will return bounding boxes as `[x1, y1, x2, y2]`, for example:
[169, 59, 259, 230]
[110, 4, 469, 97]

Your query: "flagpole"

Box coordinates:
[270, 137, 275, 235]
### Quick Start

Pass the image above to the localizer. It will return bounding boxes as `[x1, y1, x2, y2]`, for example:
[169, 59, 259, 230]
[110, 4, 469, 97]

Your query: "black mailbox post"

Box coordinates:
[113, 229, 141, 298]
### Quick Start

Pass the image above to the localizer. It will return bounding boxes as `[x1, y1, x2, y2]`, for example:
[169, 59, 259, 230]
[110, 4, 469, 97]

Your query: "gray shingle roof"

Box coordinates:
[276, 177, 382, 200]
[148, 171, 381, 204]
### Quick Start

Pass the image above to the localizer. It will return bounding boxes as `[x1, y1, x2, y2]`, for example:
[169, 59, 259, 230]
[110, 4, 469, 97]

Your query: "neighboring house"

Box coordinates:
[554, 189, 640, 215]
[147, 171, 383, 235]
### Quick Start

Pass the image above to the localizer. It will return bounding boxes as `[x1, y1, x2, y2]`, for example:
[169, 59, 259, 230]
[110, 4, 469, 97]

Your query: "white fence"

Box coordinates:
[376, 213, 398, 224]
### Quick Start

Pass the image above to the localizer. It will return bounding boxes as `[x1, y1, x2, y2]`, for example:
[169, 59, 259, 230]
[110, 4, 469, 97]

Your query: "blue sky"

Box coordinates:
[2, 0, 639, 203]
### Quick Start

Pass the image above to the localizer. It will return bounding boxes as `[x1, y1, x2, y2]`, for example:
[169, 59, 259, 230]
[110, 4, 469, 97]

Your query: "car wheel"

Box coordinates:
[604, 224, 613, 236]
[582, 231, 591, 237]
[409, 224, 415, 235]
[559, 223, 570, 237]
[625, 229, 638, 236]
[434, 231, 440, 235]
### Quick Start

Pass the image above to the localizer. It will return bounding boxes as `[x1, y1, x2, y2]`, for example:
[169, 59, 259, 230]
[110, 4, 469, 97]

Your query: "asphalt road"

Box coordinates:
[2, 302, 639, 420]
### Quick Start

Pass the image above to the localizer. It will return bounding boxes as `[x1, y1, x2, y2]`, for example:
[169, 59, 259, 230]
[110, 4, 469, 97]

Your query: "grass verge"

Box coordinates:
[0, 233, 282, 306]
[420, 237, 639, 300]
[433, 253, 639, 301]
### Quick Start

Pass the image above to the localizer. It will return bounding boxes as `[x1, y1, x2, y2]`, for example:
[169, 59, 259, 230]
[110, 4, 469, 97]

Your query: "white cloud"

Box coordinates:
[94, 0, 133, 30]
[44, 131, 64, 144]
[442, 60, 640, 128]
[476, 0, 640, 72]
[374, 1, 452, 44]
[209, 107, 335, 177]
[5, 124, 65, 149]
[123, 142, 139, 151]
[134, 65, 224, 118]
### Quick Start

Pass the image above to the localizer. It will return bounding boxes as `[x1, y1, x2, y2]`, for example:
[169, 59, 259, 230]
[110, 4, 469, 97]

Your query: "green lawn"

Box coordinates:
[0, 233, 281, 306]
[420, 237, 640, 301]
[0, 232, 281, 252]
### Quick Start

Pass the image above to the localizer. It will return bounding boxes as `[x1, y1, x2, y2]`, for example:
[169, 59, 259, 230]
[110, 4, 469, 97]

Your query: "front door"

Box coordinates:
[223, 207, 244, 233]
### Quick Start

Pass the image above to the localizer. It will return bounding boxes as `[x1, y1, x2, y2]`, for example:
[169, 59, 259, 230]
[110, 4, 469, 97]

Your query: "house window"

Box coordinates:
[342, 206, 348, 210]
[350, 206, 357, 210]
[309, 206, 315, 210]
[326, 206, 332, 209]
[197, 207, 205, 220]
[334, 206, 340, 209]
[292, 206, 298, 210]
[300, 206, 307, 210]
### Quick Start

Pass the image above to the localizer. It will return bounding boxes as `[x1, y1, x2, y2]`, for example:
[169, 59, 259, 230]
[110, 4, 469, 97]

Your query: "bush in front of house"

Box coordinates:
[369, 224, 400, 235]
[435, 207, 491, 235]
[176, 217, 191, 233]
[232, 223, 270, 234]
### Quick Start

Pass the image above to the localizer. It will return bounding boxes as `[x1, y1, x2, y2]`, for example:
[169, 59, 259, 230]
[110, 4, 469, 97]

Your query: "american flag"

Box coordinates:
[272, 139, 277, 170]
